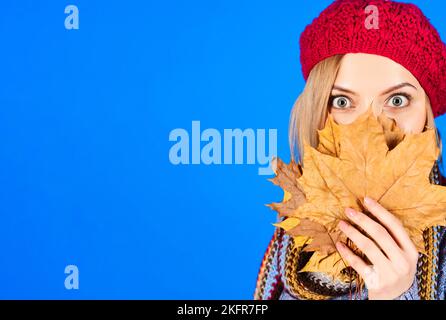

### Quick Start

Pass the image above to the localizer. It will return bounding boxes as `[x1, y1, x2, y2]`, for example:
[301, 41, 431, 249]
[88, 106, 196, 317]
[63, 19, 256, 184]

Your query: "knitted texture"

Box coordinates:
[253, 228, 283, 300]
[299, 0, 446, 117]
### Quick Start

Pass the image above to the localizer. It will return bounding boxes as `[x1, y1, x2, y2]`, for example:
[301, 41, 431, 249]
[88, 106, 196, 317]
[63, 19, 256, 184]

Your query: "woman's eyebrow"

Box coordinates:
[380, 82, 418, 96]
[331, 85, 358, 96]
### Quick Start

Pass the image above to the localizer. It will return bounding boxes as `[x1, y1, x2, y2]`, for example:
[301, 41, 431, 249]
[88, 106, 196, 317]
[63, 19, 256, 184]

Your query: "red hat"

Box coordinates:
[300, 0, 446, 117]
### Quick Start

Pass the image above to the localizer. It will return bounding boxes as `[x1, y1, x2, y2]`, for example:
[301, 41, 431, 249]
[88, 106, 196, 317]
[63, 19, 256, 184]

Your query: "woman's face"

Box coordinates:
[329, 53, 428, 134]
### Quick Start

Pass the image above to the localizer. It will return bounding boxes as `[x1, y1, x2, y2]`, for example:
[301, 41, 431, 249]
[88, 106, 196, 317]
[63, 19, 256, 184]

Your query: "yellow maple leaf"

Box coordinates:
[267, 159, 305, 218]
[269, 108, 446, 280]
[299, 251, 347, 279]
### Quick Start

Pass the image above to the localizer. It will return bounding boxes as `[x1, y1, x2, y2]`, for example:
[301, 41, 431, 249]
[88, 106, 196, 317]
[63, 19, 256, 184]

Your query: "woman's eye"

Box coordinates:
[331, 96, 351, 109]
[386, 94, 410, 108]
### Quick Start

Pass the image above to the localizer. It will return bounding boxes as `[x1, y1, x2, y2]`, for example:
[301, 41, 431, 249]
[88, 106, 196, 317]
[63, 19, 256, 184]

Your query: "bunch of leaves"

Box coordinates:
[269, 109, 446, 279]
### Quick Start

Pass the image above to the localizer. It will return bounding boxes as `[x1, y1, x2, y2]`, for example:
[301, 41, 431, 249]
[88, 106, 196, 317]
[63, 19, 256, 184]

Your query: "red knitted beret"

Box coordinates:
[300, 0, 446, 117]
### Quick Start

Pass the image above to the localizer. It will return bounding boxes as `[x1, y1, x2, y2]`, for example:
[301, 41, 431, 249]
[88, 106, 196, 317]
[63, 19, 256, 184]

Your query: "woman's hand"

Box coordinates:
[335, 196, 419, 300]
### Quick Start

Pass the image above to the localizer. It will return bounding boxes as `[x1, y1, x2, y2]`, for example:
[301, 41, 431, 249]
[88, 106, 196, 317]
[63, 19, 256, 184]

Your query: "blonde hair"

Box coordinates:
[289, 54, 442, 164]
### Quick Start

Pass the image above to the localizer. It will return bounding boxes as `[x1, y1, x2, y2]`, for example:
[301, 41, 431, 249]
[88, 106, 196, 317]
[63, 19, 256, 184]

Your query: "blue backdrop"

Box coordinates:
[1, 0, 446, 299]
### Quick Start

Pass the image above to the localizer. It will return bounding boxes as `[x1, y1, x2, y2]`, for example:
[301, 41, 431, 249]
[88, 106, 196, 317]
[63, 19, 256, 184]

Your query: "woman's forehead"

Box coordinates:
[333, 53, 422, 94]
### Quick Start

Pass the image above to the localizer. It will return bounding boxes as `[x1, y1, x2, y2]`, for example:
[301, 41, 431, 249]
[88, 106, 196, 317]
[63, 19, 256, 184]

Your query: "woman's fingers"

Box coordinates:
[363, 197, 418, 256]
[337, 199, 420, 299]
[338, 220, 389, 270]
[336, 242, 380, 289]
[344, 207, 406, 264]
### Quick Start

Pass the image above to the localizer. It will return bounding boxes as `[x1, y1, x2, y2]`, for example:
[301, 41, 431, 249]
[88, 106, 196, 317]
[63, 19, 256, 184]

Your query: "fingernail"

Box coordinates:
[364, 196, 374, 206]
[345, 208, 356, 218]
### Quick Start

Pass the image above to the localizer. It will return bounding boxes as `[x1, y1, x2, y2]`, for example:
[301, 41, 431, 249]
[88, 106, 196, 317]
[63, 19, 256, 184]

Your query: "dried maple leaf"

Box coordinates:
[299, 251, 346, 278]
[317, 114, 341, 156]
[273, 217, 355, 277]
[273, 217, 345, 255]
[270, 108, 446, 279]
[305, 109, 446, 253]
[267, 158, 305, 218]
[377, 113, 405, 150]
[317, 110, 405, 156]
[289, 218, 345, 255]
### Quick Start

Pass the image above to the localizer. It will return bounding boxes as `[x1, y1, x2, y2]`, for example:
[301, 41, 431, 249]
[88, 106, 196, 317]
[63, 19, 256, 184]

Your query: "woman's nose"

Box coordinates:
[367, 99, 383, 117]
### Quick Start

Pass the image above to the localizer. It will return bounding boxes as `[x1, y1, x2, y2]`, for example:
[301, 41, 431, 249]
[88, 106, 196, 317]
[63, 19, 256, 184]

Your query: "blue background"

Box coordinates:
[1, 0, 446, 299]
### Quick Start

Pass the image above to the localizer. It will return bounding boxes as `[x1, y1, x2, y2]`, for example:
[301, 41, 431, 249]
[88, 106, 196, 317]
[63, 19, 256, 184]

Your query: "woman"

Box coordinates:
[254, 0, 446, 300]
